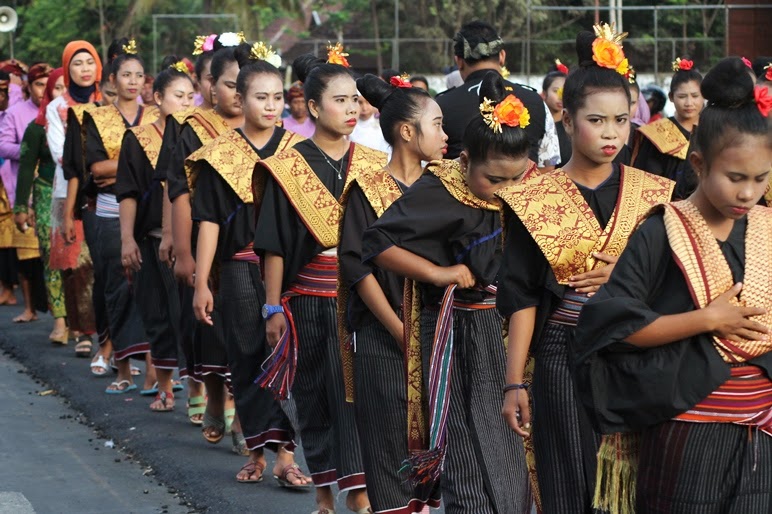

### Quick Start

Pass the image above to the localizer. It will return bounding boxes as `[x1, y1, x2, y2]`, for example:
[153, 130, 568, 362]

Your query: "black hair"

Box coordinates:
[462, 71, 530, 162]
[670, 58, 702, 95]
[154, 55, 194, 95]
[453, 20, 502, 65]
[693, 56, 771, 167]
[233, 42, 282, 96]
[210, 47, 238, 84]
[642, 85, 666, 115]
[542, 71, 566, 93]
[752, 57, 772, 81]
[292, 53, 354, 110]
[380, 69, 399, 82]
[107, 37, 144, 77]
[409, 75, 429, 87]
[194, 52, 214, 81]
[562, 31, 630, 114]
[356, 74, 431, 146]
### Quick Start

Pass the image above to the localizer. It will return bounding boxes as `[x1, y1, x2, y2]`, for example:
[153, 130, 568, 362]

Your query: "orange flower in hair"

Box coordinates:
[672, 57, 693, 72]
[555, 59, 568, 75]
[326, 42, 350, 67]
[591, 23, 629, 76]
[480, 94, 530, 133]
[755, 85, 772, 118]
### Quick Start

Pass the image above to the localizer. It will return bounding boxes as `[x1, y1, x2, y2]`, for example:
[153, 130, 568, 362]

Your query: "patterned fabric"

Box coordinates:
[129, 123, 163, 168]
[257, 254, 338, 399]
[0, 181, 15, 248]
[32, 179, 66, 318]
[258, 143, 388, 248]
[662, 201, 772, 362]
[184, 109, 230, 148]
[636, 117, 690, 160]
[186, 129, 303, 201]
[85, 104, 158, 160]
[547, 289, 591, 325]
[337, 168, 403, 402]
[497, 166, 674, 284]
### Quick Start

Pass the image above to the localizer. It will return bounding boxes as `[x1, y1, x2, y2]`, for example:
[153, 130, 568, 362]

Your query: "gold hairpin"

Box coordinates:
[122, 39, 138, 55]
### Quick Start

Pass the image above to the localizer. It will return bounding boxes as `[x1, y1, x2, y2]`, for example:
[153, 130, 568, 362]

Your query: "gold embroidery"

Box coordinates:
[662, 201, 772, 362]
[636, 118, 690, 160]
[425, 160, 501, 211]
[130, 124, 164, 168]
[337, 169, 404, 402]
[498, 166, 674, 283]
[259, 143, 388, 248]
[186, 130, 304, 203]
[68, 103, 97, 126]
[186, 110, 230, 147]
[86, 105, 159, 161]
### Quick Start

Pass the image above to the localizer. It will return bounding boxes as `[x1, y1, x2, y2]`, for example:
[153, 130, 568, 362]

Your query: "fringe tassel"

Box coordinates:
[400, 447, 446, 487]
[255, 298, 297, 400]
[592, 432, 640, 514]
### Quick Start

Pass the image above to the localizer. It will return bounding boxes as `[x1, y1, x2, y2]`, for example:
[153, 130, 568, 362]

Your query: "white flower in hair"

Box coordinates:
[266, 53, 282, 68]
[250, 42, 282, 68]
[218, 32, 245, 47]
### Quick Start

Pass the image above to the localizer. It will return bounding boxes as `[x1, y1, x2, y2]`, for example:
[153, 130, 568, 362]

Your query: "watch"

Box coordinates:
[262, 304, 284, 319]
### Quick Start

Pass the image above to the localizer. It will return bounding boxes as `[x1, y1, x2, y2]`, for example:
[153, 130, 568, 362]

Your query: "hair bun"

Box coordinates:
[701, 57, 754, 108]
[575, 31, 596, 67]
[233, 42, 253, 69]
[107, 37, 131, 64]
[479, 71, 507, 104]
[293, 54, 325, 83]
[160, 54, 181, 70]
[356, 74, 394, 111]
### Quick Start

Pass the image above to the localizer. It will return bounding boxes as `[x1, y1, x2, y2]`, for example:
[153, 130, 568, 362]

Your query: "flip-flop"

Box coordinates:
[236, 460, 265, 484]
[140, 382, 159, 396]
[274, 463, 313, 489]
[149, 391, 174, 412]
[187, 395, 206, 426]
[90, 355, 110, 377]
[225, 407, 236, 434]
[105, 380, 137, 395]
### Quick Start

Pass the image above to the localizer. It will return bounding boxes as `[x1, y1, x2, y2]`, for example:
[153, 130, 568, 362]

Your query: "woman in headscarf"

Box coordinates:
[46, 41, 102, 360]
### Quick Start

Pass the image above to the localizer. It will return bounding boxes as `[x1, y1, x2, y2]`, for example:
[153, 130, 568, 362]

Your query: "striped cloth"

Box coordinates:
[675, 365, 772, 434]
[547, 289, 590, 325]
[95, 192, 120, 218]
[231, 242, 260, 263]
[257, 253, 339, 399]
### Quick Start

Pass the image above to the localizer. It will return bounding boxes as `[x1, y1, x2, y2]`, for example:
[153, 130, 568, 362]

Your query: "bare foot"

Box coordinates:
[13, 311, 37, 322]
[0, 289, 17, 305]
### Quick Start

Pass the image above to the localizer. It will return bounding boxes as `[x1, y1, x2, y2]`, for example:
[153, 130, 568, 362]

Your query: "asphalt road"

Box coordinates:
[0, 298, 320, 514]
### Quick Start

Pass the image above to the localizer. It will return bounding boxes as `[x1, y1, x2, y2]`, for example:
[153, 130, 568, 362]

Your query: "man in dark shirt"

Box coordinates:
[436, 21, 559, 170]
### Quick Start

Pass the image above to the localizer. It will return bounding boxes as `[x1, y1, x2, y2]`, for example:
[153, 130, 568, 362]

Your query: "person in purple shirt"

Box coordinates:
[281, 81, 315, 138]
[0, 63, 53, 321]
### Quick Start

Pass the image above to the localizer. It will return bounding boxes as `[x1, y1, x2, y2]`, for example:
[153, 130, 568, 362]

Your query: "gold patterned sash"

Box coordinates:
[498, 166, 674, 283]
[258, 143, 388, 248]
[68, 103, 97, 126]
[86, 104, 159, 161]
[185, 109, 230, 148]
[186, 129, 304, 203]
[129, 123, 164, 169]
[337, 169, 404, 402]
[662, 201, 772, 362]
[636, 118, 690, 160]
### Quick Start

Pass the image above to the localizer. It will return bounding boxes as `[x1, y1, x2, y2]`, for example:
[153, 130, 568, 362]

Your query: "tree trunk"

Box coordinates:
[371, 0, 383, 74]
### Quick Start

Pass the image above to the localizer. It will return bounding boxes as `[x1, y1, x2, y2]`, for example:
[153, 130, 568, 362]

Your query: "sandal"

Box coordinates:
[90, 355, 110, 377]
[105, 380, 137, 395]
[225, 407, 236, 434]
[74, 335, 92, 358]
[50, 329, 70, 345]
[187, 395, 206, 426]
[231, 430, 249, 456]
[150, 391, 174, 412]
[274, 463, 313, 489]
[172, 379, 184, 392]
[140, 382, 159, 396]
[236, 460, 265, 484]
[202, 411, 225, 444]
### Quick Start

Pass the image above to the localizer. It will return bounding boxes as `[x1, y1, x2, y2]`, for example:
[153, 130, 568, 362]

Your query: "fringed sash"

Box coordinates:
[401, 159, 502, 489]
[663, 201, 772, 362]
[337, 170, 404, 402]
[257, 254, 338, 399]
